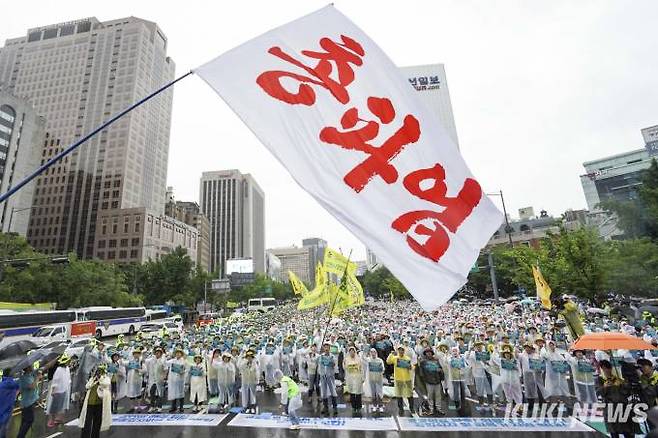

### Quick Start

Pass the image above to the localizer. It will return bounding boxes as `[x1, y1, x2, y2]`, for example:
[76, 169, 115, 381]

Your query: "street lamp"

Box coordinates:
[486, 190, 514, 247]
[7, 206, 36, 234]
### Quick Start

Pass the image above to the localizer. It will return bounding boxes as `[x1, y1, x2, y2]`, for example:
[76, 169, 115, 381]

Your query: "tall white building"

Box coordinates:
[268, 246, 311, 284]
[0, 91, 45, 235]
[0, 17, 175, 257]
[400, 64, 459, 147]
[200, 170, 265, 277]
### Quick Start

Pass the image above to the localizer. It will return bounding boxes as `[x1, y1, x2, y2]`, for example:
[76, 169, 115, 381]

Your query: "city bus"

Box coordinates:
[0, 309, 80, 348]
[77, 307, 147, 338]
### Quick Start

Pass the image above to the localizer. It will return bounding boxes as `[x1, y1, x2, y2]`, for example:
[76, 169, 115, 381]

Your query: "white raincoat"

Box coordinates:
[125, 357, 144, 399]
[167, 358, 187, 400]
[46, 366, 71, 415]
[189, 362, 207, 403]
[78, 374, 112, 432]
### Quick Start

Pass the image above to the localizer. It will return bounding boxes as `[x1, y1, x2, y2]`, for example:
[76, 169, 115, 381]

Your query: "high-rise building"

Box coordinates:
[302, 237, 326, 284]
[642, 124, 658, 156]
[200, 170, 265, 277]
[0, 17, 175, 257]
[268, 246, 311, 284]
[0, 91, 45, 235]
[165, 198, 211, 272]
[366, 247, 380, 270]
[580, 149, 652, 212]
[400, 64, 459, 147]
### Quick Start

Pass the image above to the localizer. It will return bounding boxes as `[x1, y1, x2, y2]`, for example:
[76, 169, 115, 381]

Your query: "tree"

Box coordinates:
[361, 266, 410, 299]
[606, 238, 658, 297]
[139, 247, 195, 305]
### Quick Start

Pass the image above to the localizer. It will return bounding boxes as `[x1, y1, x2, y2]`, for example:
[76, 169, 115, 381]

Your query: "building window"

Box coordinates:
[134, 222, 140, 233]
[119, 250, 127, 259]
[123, 223, 128, 233]
[130, 249, 138, 258]
[131, 238, 140, 246]
[107, 251, 116, 259]
[120, 238, 128, 247]
[108, 239, 117, 248]
[97, 252, 105, 259]
[97, 240, 106, 248]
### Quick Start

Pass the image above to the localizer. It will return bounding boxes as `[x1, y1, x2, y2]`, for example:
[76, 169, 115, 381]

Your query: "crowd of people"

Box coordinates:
[1, 296, 658, 436]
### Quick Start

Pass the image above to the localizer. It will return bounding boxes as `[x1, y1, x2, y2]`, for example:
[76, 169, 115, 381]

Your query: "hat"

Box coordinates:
[638, 358, 653, 367]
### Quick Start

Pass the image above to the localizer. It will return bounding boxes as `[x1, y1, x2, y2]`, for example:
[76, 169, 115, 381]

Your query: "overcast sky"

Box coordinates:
[4, 1, 657, 260]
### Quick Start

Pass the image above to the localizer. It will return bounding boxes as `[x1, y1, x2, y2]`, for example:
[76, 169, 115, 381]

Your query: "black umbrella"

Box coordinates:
[0, 340, 38, 361]
[10, 349, 49, 376]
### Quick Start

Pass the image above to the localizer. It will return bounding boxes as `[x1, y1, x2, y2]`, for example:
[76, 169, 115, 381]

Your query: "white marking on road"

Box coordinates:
[43, 432, 63, 438]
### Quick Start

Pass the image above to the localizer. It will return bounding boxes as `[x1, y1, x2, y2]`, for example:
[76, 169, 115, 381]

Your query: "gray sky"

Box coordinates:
[4, 1, 658, 260]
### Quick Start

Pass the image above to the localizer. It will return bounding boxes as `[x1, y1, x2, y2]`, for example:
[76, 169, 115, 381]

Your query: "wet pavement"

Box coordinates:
[4, 387, 601, 438]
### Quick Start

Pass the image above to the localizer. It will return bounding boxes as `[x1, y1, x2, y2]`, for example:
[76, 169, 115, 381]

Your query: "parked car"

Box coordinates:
[64, 337, 95, 360]
[139, 322, 182, 339]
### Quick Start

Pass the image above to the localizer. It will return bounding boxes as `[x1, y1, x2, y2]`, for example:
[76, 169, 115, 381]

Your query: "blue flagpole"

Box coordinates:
[0, 70, 194, 205]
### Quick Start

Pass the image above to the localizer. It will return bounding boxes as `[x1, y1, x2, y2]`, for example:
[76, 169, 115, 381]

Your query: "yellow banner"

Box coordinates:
[297, 287, 329, 310]
[323, 248, 356, 276]
[288, 271, 308, 296]
[226, 301, 240, 309]
[533, 266, 552, 310]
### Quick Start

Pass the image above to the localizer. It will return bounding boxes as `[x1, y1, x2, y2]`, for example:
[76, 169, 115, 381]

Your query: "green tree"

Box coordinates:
[361, 266, 410, 299]
[139, 247, 195, 305]
[605, 238, 658, 296]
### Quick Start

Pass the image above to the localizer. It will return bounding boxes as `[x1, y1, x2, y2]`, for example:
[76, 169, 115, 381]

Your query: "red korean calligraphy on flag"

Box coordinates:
[195, 6, 503, 310]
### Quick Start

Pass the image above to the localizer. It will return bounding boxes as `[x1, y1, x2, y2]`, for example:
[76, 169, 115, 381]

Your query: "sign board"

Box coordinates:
[211, 279, 230, 293]
[646, 140, 658, 156]
[67, 414, 227, 427]
[226, 258, 254, 275]
[228, 413, 397, 431]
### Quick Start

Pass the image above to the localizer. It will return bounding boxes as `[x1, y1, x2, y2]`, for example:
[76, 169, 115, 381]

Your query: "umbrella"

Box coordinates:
[571, 332, 656, 351]
[0, 340, 38, 361]
[10, 349, 49, 376]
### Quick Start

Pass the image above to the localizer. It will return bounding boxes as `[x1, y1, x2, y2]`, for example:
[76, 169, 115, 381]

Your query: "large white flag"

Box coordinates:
[195, 6, 502, 310]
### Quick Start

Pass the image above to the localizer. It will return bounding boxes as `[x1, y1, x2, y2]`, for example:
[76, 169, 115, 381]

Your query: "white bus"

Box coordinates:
[0, 310, 80, 348]
[146, 309, 167, 322]
[247, 298, 276, 313]
[78, 307, 146, 338]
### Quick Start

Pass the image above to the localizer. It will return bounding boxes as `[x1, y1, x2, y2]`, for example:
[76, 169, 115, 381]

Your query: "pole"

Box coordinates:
[0, 71, 194, 205]
[488, 252, 499, 300]
[204, 281, 208, 314]
[7, 207, 14, 233]
[318, 250, 352, 350]
[499, 190, 513, 247]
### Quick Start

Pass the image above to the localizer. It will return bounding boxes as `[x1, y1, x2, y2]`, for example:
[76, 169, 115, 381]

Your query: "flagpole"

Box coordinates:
[0, 71, 194, 205]
[318, 249, 352, 350]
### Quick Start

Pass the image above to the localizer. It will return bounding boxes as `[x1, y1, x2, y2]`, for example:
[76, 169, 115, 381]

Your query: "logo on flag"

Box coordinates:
[195, 6, 502, 310]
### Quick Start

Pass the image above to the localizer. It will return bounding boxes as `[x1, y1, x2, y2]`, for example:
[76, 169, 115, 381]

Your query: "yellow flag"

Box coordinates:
[323, 248, 356, 276]
[288, 271, 308, 296]
[533, 266, 552, 310]
[297, 286, 328, 310]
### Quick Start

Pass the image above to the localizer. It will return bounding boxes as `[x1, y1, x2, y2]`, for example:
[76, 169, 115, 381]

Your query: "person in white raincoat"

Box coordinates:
[541, 340, 572, 401]
[295, 340, 309, 384]
[216, 351, 236, 412]
[343, 346, 365, 417]
[144, 347, 166, 413]
[167, 348, 187, 413]
[365, 348, 385, 413]
[188, 354, 207, 413]
[238, 349, 259, 414]
[107, 352, 126, 414]
[496, 349, 523, 405]
[125, 348, 145, 412]
[518, 343, 545, 410]
[46, 354, 72, 427]
[206, 349, 221, 398]
[79, 364, 112, 438]
[568, 349, 597, 404]
[467, 341, 493, 410]
[259, 342, 280, 390]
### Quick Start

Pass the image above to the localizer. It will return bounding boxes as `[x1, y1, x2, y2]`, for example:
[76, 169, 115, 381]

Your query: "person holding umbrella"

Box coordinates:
[0, 367, 18, 438]
[16, 363, 41, 438]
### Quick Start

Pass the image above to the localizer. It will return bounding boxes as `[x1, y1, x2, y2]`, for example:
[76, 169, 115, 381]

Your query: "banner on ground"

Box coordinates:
[533, 266, 552, 309]
[195, 5, 502, 311]
[67, 414, 227, 427]
[288, 271, 308, 296]
[397, 417, 592, 432]
[228, 413, 397, 430]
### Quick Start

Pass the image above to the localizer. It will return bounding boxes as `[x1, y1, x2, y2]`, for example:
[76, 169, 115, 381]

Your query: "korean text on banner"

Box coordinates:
[195, 6, 502, 310]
